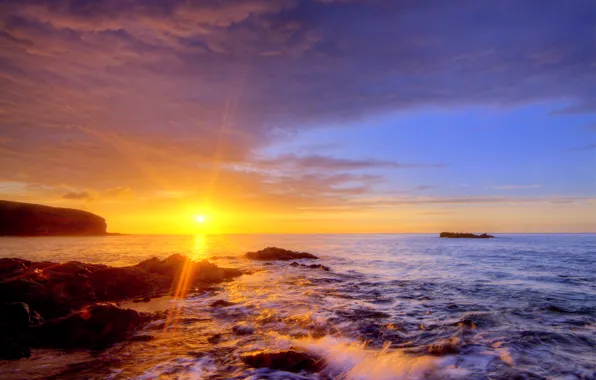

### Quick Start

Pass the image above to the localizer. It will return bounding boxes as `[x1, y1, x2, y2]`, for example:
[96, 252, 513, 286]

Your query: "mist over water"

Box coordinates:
[1, 234, 595, 379]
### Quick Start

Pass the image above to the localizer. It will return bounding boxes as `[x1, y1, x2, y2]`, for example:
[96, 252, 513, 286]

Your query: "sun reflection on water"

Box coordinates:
[192, 234, 208, 261]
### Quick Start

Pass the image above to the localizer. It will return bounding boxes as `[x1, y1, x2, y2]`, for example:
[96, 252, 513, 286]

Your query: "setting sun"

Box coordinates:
[196, 215, 205, 224]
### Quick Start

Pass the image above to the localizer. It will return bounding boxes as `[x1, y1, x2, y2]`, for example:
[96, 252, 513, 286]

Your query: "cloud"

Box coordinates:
[61, 187, 133, 201]
[62, 191, 96, 200]
[494, 185, 542, 190]
[569, 144, 596, 152]
[414, 185, 438, 191]
[0, 0, 593, 217]
[103, 186, 134, 198]
[255, 154, 445, 170]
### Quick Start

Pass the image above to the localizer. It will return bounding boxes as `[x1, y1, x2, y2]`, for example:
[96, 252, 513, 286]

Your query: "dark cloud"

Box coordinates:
[0, 0, 594, 209]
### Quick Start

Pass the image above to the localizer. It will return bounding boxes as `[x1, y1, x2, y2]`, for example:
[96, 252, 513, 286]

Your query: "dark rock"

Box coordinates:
[543, 304, 570, 313]
[440, 232, 494, 238]
[0, 200, 107, 236]
[232, 322, 255, 335]
[427, 337, 461, 355]
[290, 262, 330, 271]
[210, 299, 236, 308]
[241, 349, 324, 372]
[0, 254, 243, 357]
[0, 254, 242, 320]
[129, 334, 154, 342]
[0, 340, 31, 360]
[246, 247, 318, 261]
[32, 303, 150, 349]
[0, 302, 30, 335]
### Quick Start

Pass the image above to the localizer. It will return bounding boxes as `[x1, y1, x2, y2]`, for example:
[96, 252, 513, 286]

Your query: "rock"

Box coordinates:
[210, 300, 236, 308]
[232, 322, 255, 335]
[427, 337, 461, 355]
[207, 334, 222, 344]
[246, 247, 318, 261]
[129, 334, 154, 342]
[290, 262, 330, 271]
[32, 303, 150, 349]
[241, 349, 324, 372]
[0, 341, 31, 360]
[0, 200, 108, 236]
[0, 254, 242, 320]
[439, 232, 494, 238]
[0, 302, 31, 335]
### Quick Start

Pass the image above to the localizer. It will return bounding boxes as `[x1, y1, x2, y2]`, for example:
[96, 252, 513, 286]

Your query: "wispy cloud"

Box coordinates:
[255, 154, 446, 170]
[62, 191, 96, 201]
[494, 185, 542, 190]
[569, 144, 596, 152]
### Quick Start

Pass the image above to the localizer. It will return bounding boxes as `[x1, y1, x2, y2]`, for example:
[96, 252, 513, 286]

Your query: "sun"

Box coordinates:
[196, 215, 205, 224]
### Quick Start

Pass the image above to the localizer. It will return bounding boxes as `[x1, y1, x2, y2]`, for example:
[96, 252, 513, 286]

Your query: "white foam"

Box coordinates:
[292, 336, 469, 380]
[133, 357, 215, 380]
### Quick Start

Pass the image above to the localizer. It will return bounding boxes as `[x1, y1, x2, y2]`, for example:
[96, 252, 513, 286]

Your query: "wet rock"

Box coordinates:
[129, 334, 154, 342]
[207, 334, 222, 344]
[0, 254, 242, 320]
[543, 304, 570, 313]
[210, 299, 236, 308]
[241, 349, 323, 372]
[246, 247, 318, 261]
[440, 232, 494, 238]
[232, 322, 255, 335]
[32, 303, 150, 349]
[0, 302, 34, 360]
[427, 337, 461, 355]
[454, 312, 496, 329]
[0, 302, 31, 335]
[290, 262, 330, 271]
[337, 308, 391, 320]
[0, 340, 31, 360]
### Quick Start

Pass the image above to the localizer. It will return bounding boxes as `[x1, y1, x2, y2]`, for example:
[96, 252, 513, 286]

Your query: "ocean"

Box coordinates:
[1, 234, 595, 379]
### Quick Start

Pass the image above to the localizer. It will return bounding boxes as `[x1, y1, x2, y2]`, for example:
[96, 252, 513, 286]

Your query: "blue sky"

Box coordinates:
[260, 102, 595, 197]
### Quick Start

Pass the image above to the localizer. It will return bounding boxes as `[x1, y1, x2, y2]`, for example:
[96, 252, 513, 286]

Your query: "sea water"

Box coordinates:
[0, 234, 594, 379]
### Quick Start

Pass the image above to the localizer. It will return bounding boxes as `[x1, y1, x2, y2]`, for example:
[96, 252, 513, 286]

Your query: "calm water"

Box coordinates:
[1, 234, 595, 379]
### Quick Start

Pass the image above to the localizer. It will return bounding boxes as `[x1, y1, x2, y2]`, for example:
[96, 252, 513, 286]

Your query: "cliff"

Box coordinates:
[0, 200, 107, 236]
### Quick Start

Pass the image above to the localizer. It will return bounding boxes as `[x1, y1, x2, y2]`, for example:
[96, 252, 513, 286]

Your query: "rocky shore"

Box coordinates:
[0, 246, 322, 363]
[0, 254, 243, 359]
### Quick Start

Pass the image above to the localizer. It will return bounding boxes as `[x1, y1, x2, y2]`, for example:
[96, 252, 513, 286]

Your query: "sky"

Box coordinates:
[0, 0, 595, 234]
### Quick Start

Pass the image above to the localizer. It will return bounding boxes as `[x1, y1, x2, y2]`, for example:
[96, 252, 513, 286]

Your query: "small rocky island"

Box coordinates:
[0, 200, 108, 236]
[440, 232, 495, 238]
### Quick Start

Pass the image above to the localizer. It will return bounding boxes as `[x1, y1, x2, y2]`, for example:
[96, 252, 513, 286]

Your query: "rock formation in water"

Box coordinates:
[245, 247, 319, 260]
[439, 232, 494, 238]
[241, 349, 324, 373]
[0, 254, 242, 359]
[290, 261, 330, 271]
[0, 200, 108, 236]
